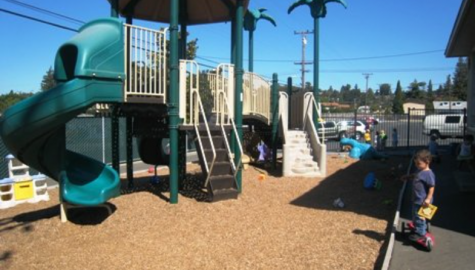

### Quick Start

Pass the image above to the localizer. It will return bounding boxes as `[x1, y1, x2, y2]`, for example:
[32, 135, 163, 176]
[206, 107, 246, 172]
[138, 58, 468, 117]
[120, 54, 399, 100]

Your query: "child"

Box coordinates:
[380, 130, 387, 151]
[392, 128, 398, 147]
[457, 134, 474, 167]
[402, 149, 436, 241]
[375, 131, 381, 151]
[364, 129, 371, 145]
[427, 135, 439, 162]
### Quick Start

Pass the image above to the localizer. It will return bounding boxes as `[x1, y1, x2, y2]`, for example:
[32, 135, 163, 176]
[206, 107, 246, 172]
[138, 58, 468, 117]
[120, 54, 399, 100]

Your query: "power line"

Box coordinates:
[1, 0, 85, 25]
[198, 49, 445, 63]
[0, 8, 78, 32]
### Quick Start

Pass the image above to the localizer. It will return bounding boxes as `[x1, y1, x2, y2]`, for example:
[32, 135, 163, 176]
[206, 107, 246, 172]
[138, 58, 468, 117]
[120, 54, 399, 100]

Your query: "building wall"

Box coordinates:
[403, 102, 425, 114]
[468, 50, 475, 135]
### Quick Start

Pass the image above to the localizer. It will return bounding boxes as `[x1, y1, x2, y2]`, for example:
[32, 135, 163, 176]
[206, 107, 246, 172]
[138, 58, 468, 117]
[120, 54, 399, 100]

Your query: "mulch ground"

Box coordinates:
[0, 153, 408, 270]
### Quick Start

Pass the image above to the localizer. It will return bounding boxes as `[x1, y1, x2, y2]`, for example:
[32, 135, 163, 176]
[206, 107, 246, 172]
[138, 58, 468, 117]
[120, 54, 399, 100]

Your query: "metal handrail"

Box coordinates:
[179, 60, 216, 187]
[219, 95, 243, 179]
[196, 93, 216, 187]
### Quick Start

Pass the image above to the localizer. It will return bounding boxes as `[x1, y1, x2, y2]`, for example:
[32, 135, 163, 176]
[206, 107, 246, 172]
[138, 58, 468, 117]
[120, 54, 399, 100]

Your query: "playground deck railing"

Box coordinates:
[179, 60, 216, 186]
[243, 72, 271, 125]
[124, 24, 168, 102]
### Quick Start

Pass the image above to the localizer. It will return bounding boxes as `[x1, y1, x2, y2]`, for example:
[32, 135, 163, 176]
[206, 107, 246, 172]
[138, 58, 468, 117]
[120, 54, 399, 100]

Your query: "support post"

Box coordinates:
[111, 107, 120, 174]
[287, 77, 292, 129]
[126, 116, 133, 188]
[110, 0, 119, 18]
[248, 30, 254, 72]
[407, 108, 411, 150]
[169, 0, 180, 204]
[313, 18, 320, 126]
[271, 73, 279, 169]
[234, 0, 244, 193]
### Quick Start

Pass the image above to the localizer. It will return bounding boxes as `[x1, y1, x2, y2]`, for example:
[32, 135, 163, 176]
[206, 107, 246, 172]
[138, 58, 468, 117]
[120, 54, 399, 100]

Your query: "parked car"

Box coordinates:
[316, 121, 341, 141]
[337, 120, 367, 141]
[422, 114, 466, 139]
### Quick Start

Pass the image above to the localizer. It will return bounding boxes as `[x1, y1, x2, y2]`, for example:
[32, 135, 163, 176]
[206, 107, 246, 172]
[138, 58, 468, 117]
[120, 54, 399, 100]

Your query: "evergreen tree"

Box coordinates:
[443, 74, 452, 99]
[392, 80, 404, 114]
[379, 83, 391, 96]
[406, 79, 425, 100]
[0, 90, 34, 113]
[452, 57, 468, 100]
[426, 80, 434, 110]
[41, 66, 56, 91]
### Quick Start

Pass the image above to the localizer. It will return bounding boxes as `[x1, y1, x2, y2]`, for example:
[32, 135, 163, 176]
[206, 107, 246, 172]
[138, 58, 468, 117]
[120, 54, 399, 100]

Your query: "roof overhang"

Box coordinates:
[109, 0, 250, 25]
[445, 0, 475, 57]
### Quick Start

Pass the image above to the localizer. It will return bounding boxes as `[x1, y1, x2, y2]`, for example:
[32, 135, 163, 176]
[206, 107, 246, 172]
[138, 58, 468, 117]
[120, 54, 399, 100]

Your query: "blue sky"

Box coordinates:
[0, 0, 463, 94]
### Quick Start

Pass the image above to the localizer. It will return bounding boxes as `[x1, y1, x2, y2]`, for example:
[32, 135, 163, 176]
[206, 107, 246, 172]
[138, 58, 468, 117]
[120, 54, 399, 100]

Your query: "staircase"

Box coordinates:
[283, 130, 322, 177]
[196, 124, 239, 202]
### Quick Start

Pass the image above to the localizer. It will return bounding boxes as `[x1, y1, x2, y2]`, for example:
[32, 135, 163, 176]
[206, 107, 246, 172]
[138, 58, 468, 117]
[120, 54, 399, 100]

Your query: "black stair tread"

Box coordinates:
[209, 174, 236, 190]
[211, 188, 239, 202]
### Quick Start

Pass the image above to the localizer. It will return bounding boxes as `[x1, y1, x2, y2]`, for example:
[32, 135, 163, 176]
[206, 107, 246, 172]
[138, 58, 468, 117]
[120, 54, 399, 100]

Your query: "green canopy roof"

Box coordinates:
[109, 0, 250, 25]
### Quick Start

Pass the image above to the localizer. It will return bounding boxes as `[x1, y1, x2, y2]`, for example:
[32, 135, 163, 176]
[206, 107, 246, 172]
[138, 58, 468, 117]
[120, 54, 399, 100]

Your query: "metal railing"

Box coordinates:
[124, 24, 167, 101]
[220, 96, 243, 180]
[179, 60, 216, 186]
[243, 72, 271, 125]
[214, 64, 234, 123]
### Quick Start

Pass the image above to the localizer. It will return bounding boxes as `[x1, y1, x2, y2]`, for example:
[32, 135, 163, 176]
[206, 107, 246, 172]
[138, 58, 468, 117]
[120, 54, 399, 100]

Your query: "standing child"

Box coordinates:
[380, 130, 387, 151]
[457, 134, 474, 168]
[428, 135, 440, 162]
[392, 128, 398, 147]
[375, 131, 381, 150]
[364, 129, 371, 145]
[402, 149, 436, 241]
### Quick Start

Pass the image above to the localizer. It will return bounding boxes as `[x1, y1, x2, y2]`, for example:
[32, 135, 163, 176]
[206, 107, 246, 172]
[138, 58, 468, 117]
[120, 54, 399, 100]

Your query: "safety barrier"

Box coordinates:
[124, 24, 168, 102]
[243, 72, 271, 125]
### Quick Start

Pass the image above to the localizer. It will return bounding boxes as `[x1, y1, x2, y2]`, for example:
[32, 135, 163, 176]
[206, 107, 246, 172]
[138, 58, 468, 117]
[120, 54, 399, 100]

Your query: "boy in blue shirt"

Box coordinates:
[402, 149, 436, 241]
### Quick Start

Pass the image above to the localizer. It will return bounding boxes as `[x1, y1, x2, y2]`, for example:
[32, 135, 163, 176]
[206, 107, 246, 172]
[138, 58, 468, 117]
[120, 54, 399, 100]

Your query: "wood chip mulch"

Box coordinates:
[0, 154, 408, 270]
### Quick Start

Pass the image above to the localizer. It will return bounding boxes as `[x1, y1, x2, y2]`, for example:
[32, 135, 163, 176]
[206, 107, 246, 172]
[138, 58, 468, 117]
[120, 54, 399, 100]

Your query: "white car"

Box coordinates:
[337, 121, 367, 140]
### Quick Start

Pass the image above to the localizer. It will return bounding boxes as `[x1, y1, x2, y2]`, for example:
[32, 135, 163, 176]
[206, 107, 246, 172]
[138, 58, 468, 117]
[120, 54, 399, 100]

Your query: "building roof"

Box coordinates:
[446, 0, 475, 57]
[109, 0, 250, 25]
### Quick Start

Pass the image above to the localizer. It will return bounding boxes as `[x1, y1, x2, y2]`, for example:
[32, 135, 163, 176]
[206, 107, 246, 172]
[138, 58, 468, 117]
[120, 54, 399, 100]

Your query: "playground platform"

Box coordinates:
[388, 149, 475, 270]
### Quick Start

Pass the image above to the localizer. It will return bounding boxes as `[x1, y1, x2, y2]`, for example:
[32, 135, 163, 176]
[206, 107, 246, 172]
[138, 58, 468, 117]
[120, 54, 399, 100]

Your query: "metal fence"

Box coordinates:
[0, 108, 467, 178]
[321, 108, 467, 152]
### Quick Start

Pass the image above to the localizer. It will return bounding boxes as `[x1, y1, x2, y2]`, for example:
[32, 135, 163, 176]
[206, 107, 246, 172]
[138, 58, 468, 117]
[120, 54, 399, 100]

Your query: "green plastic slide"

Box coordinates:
[0, 18, 125, 206]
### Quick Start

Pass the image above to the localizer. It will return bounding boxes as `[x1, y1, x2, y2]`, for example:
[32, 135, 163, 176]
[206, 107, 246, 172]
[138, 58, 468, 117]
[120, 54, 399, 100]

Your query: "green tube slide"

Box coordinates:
[0, 18, 125, 206]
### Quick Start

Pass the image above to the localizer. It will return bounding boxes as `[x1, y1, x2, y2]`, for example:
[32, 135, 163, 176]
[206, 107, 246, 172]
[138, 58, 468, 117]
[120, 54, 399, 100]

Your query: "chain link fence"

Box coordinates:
[0, 108, 467, 178]
[322, 108, 467, 152]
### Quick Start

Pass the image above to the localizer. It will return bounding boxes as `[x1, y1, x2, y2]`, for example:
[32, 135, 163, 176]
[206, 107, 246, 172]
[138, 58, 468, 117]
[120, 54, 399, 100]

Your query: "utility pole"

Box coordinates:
[363, 73, 373, 111]
[294, 30, 313, 90]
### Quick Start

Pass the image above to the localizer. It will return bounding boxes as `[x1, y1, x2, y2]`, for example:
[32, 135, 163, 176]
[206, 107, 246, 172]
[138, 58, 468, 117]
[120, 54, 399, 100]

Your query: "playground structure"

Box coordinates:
[340, 138, 388, 160]
[0, 0, 327, 221]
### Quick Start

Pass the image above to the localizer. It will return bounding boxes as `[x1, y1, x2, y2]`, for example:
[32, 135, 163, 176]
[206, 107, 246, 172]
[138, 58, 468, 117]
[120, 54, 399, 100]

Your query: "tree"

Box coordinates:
[392, 80, 404, 114]
[41, 66, 56, 91]
[443, 75, 453, 100]
[379, 83, 391, 96]
[426, 80, 434, 110]
[0, 90, 33, 113]
[406, 79, 425, 100]
[452, 57, 468, 100]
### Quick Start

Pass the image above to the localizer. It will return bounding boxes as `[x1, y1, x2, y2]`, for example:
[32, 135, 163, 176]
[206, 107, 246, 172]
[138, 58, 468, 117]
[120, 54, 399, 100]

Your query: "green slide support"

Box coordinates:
[0, 18, 124, 206]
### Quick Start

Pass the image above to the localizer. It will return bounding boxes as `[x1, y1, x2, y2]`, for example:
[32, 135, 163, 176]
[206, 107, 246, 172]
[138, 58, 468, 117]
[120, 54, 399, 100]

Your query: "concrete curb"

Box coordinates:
[381, 154, 414, 270]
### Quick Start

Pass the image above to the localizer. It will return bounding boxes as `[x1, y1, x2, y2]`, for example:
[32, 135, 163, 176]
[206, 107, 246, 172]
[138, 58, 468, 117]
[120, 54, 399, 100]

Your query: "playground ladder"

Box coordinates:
[180, 60, 241, 201]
